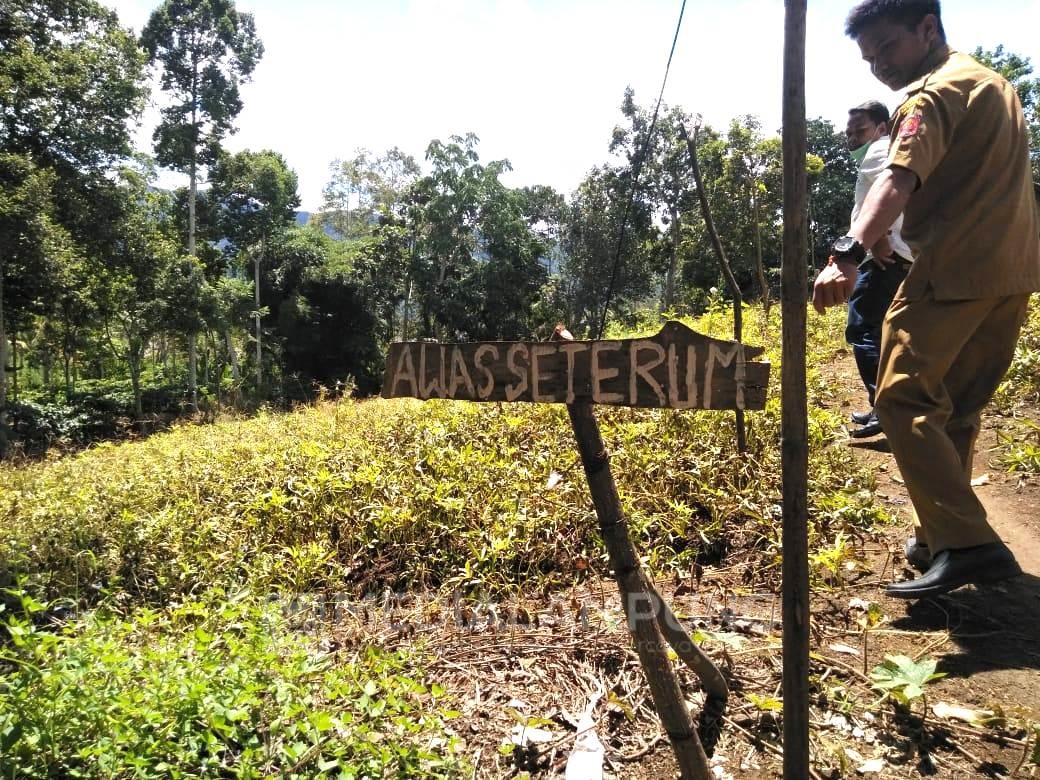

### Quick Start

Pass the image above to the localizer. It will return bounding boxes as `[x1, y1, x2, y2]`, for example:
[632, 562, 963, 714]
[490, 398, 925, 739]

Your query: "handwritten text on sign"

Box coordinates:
[381, 322, 770, 411]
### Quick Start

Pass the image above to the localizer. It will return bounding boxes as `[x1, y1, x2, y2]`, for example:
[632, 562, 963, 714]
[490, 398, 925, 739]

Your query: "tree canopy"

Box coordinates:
[3, 0, 1037, 454]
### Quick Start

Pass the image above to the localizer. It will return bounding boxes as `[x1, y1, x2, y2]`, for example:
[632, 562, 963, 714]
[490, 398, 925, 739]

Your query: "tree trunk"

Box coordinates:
[9, 330, 17, 402]
[0, 261, 8, 458]
[0, 263, 6, 412]
[253, 240, 263, 392]
[129, 344, 144, 424]
[188, 335, 198, 412]
[401, 274, 412, 342]
[663, 206, 680, 312]
[63, 350, 72, 400]
[188, 91, 198, 259]
[160, 333, 169, 378]
[185, 84, 199, 412]
[680, 123, 747, 452]
[752, 186, 771, 314]
[202, 332, 211, 388]
[224, 329, 241, 383]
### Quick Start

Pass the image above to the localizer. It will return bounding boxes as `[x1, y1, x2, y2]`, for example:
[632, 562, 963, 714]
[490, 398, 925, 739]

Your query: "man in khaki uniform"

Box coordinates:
[813, 0, 1040, 599]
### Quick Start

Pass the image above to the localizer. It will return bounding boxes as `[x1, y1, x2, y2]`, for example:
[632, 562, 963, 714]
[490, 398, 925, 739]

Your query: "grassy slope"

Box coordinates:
[4, 298, 1036, 778]
[0, 304, 881, 604]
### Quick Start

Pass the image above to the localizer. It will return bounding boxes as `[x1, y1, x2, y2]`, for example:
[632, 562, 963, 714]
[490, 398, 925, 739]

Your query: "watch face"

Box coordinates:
[834, 237, 856, 253]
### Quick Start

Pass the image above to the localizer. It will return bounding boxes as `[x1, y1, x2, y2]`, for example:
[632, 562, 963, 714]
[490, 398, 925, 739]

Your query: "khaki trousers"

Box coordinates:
[874, 288, 1031, 554]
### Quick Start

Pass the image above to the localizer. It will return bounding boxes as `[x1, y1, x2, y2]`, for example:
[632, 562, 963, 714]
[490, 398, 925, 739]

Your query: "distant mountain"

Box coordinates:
[295, 211, 344, 239]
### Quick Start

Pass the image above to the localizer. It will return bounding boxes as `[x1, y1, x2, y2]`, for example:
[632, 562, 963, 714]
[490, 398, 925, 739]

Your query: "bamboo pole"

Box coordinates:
[781, 2, 811, 779]
[679, 122, 747, 453]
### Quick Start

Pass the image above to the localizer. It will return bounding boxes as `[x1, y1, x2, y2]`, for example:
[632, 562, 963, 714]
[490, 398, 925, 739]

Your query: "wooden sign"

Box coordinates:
[381, 321, 770, 411]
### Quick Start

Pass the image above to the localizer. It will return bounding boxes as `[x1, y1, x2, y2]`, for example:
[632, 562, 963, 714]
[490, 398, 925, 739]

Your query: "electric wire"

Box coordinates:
[595, 0, 688, 339]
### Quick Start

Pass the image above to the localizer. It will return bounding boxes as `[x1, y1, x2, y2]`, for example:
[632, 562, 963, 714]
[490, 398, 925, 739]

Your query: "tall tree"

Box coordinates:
[89, 170, 184, 423]
[0, 154, 67, 452]
[549, 165, 655, 335]
[261, 227, 381, 396]
[1, 0, 147, 440]
[317, 147, 421, 342]
[806, 118, 857, 267]
[407, 134, 552, 341]
[1, 0, 147, 175]
[716, 118, 783, 308]
[142, 0, 263, 407]
[319, 147, 420, 239]
[211, 149, 299, 391]
[142, 0, 263, 256]
[610, 91, 695, 312]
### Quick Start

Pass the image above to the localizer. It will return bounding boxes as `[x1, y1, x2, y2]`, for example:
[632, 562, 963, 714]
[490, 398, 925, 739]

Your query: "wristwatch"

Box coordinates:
[831, 235, 866, 264]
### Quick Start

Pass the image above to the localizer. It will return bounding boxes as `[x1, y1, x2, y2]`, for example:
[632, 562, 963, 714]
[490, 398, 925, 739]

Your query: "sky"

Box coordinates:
[106, 0, 1040, 211]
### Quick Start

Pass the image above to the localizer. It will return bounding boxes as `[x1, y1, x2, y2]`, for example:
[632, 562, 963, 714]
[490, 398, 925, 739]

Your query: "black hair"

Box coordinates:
[845, 0, 946, 40]
[848, 100, 891, 126]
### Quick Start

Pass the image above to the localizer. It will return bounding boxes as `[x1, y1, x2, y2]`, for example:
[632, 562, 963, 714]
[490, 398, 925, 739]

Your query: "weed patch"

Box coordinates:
[0, 588, 462, 778]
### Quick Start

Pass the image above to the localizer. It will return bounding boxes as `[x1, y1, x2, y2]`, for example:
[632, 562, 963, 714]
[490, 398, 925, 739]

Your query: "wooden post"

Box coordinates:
[781, 2, 811, 779]
[565, 400, 711, 780]
[679, 123, 747, 453]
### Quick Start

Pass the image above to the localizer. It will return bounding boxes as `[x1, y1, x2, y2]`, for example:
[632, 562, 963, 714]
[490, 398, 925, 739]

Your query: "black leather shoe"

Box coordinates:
[885, 542, 1022, 599]
[850, 409, 874, 425]
[904, 537, 931, 573]
[850, 415, 883, 438]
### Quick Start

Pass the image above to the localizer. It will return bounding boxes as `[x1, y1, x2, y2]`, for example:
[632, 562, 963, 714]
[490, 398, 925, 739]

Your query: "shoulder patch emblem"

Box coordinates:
[899, 112, 922, 138]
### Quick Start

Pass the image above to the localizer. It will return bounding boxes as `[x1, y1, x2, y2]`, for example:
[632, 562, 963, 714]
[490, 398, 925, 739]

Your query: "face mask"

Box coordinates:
[850, 141, 871, 165]
[849, 124, 884, 164]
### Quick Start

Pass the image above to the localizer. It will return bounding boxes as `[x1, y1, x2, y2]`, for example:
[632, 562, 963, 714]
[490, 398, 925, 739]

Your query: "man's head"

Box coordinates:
[846, 101, 890, 151]
[845, 1, 946, 91]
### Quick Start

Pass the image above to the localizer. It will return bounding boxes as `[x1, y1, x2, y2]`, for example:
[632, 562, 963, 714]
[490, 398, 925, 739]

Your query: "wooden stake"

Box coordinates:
[679, 122, 747, 453]
[642, 576, 729, 710]
[781, 2, 811, 779]
[565, 400, 711, 780]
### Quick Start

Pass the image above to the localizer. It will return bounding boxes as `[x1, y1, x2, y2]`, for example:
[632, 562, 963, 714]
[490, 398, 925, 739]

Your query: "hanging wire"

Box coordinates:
[595, 0, 688, 339]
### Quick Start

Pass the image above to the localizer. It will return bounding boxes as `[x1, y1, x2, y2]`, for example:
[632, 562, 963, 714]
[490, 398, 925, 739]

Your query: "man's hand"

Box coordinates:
[812, 257, 858, 314]
[869, 233, 896, 268]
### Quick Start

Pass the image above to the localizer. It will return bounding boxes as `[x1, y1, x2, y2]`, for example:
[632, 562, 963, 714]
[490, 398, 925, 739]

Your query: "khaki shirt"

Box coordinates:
[887, 46, 1040, 300]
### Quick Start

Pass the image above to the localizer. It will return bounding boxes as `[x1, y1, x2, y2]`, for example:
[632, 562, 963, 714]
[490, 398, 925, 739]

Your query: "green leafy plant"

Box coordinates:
[0, 301, 927, 776]
[0, 588, 464, 778]
[869, 654, 946, 707]
[996, 418, 1040, 475]
[746, 694, 783, 712]
[809, 531, 856, 586]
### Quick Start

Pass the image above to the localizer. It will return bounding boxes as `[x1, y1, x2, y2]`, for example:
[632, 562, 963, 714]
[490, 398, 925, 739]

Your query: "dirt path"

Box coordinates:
[836, 355, 1040, 725]
[985, 484, 1040, 576]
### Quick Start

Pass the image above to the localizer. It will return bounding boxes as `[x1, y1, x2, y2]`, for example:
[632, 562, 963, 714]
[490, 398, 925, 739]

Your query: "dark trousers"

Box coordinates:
[845, 259, 910, 407]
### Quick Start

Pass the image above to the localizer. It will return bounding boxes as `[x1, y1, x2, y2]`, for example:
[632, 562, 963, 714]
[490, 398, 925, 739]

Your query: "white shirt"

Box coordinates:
[852, 138, 913, 262]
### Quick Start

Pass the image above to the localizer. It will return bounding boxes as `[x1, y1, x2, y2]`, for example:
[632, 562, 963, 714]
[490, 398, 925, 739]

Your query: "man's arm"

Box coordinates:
[811, 165, 918, 314]
[850, 166, 917, 251]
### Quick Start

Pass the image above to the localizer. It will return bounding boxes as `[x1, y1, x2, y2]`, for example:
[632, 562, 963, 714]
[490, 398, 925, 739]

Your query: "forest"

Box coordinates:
[0, 0, 1023, 459]
[3, 1, 1038, 458]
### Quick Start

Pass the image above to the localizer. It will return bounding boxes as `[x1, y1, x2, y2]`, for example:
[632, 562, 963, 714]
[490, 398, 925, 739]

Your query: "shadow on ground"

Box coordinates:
[890, 573, 1040, 680]
[847, 435, 893, 454]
